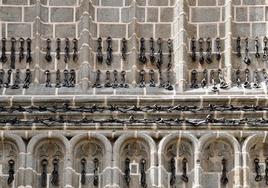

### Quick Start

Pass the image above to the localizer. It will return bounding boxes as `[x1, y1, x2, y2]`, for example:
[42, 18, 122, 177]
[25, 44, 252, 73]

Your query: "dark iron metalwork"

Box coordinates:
[191, 37, 196, 61]
[206, 38, 212, 64]
[10, 38, 16, 69]
[124, 158, 131, 186]
[165, 39, 173, 90]
[4, 69, 12, 88]
[93, 70, 102, 88]
[201, 69, 208, 88]
[198, 38, 204, 64]
[236, 37, 241, 58]
[243, 68, 251, 89]
[139, 37, 147, 64]
[19, 38, 25, 62]
[56, 38, 61, 60]
[45, 38, 52, 63]
[41, 159, 48, 187]
[221, 158, 228, 185]
[243, 37, 251, 65]
[157, 38, 165, 88]
[69, 69, 76, 87]
[55, 69, 61, 88]
[254, 158, 262, 182]
[263, 37, 268, 61]
[45, 70, 52, 87]
[0, 69, 4, 88]
[23, 69, 31, 89]
[81, 158, 86, 185]
[26, 38, 32, 63]
[191, 70, 199, 88]
[104, 71, 112, 88]
[51, 159, 59, 186]
[255, 37, 260, 58]
[93, 158, 99, 187]
[0, 38, 8, 63]
[211, 70, 218, 92]
[216, 37, 221, 61]
[253, 70, 260, 88]
[7, 159, 15, 185]
[265, 158, 268, 185]
[64, 38, 70, 63]
[263, 69, 268, 86]
[63, 69, 69, 87]
[149, 37, 155, 63]
[235, 69, 241, 87]
[11, 69, 20, 89]
[122, 38, 127, 61]
[181, 158, 188, 183]
[139, 69, 146, 88]
[149, 70, 156, 87]
[106, 37, 113, 65]
[97, 37, 103, 63]
[112, 70, 118, 88]
[140, 158, 147, 188]
[170, 158, 176, 186]
[73, 38, 78, 62]
[218, 69, 228, 89]
[120, 71, 128, 88]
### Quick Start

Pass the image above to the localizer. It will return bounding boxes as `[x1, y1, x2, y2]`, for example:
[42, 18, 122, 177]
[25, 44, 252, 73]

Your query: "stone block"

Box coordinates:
[51, 8, 74, 22]
[249, 7, 264, 21]
[97, 8, 119, 22]
[235, 7, 248, 22]
[136, 23, 154, 38]
[160, 7, 174, 22]
[148, 0, 168, 6]
[8, 23, 32, 38]
[155, 24, 171, 38]
[2, 0, 27, 5]
[199, 24, 217, 38]
[55, 24, 76, 38]
[233, 23, 250, 37]
[147, 8, 158, 22]
[101, 0, 123, 6]
[198, 0, 216, 6]
[191, 7, 220, 22]
[49, 0, 76, 6]
[99, 24, 126, 38]
[0, 7, 22, 22]
[252, 23, 266, 37]
[243, 0, 265, 5]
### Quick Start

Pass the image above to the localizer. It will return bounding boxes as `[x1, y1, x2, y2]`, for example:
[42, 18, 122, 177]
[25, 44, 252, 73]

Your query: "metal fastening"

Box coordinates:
[93, 70, 102, 88]
[199, 38, 205, 64]
[218, 69, 228, 89]
[255, 37, 260, 58]
[243, 38, 251, 65]
[263, 69, 268, 86]
[139, 70, 146, 88]
[216, 37, 221, 61]
[265, 158, 268, 185]
[235, 69, 241, 87]
[139, 37, 147, 64]
[211, 70, 218, 92]
[167, 39, 172, 70]
[149, 37, 155, 63]
[10, 38, 16, 69]
[206, 38, 212, 64]
[80, 158, 86, 185]
[201, 69, 208, 88]
[19, 38, 25, 62]
[26, 38, 32, 63]
[64, 38, 70, 63]
[73, 38, 78, 62]
[4, 69, 12, 88]
[23, 69, 32, 89]
[41, 159, 48, 187]
[112, 70, 118, 88]
[191, 37, 197, 61]
[149, 70, 156, 87]
[0, 69, 4, 88]
[243, 69, 251, 89]
[56, 38, 61, 60]
[97, 37, 103, 63]
[140, 158, 147, 188]
[45, 38, 52, 63]
[122, 38, 127, 61]
[254, 158, 262, 182]
[45, 70, 52, 87]
[69, 69, 76, 87]
[1, 38, 8, 63]
[55, 69, 61, 88]
[236, 37, 241, 58]
[106, 37, 113, 65]
[170, 158, 176, 186]
[7, 159, 15, 185]
[181, 158, 188, 183]
[104, 71, 112, 87]
[253, 70, 260, 88]
[120, 71, 128, 88]
[221, 158, 228, 185]
[263, 37, 268, 61]
[124, 158, 131, 186]
[51, 159, 59, 186]
[93, 158, 99, 187]
[157, 38, 163, 66]
[191, 70, 199, 88]
[63, 69, 69, 87]
[11, 69, 20, 89]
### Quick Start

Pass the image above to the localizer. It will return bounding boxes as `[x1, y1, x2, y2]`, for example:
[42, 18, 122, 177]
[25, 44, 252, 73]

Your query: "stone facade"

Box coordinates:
[0, 0, 267, 188]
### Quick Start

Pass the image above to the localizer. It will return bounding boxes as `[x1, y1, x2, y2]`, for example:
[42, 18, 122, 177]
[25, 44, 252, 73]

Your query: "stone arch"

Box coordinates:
[69, 132, 112, 187]
[198, 133, 241, 188]
[0, 132, 26, 187]
[242, 133, 268, 188]
[158, 132, 198, 188]
[113, 132, 157, 188]
[26, 132, 70, 188]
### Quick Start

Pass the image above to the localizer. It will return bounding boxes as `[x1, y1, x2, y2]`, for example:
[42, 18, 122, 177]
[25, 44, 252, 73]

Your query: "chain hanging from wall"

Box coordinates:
[10, 38, 16, 69]
[93, 158, 99, 186]
[124, 158, 131, 186]
[106, 37, 113, 65]
[51, 158, 59, 186]
[139, 37, 147, 64]
[41, 159, 48, 187]
[7, 159, 15, 185]
[64, 38, 70, 63]
[80, 158, 86, 185]
[254, 158, 262, 182]
[1, 38, 8, 63]
[11, 69, 20, 89]
[170, 157, 176, 186]
[220, 158, 228, 185]
[121, 38, 127, 61]
[45, 38, 52, 63]
[26, 38, 32, 64]
[19, 38, 25, 62]
[140, 158, 147, 188]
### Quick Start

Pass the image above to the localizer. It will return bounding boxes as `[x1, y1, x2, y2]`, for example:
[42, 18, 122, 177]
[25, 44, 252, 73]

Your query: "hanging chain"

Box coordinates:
[254, 158, 262, 182]
[170, 157, 176, 186]
[191, 70, 199, 88]
[10, 38, 16, 69]
[23, 69, 32, 89]
[112, 70, 118, 88]
[139, 70, 146, 88]
[19, 38, 25, 62]
[73, 38, 78, 62]
[97, 37, 103, 63]
[149, 70, 156, 87]
[199, 38, 204, 64]
[104, 71, 112, 87]
[253, 70, 260, 88]
[80, 158, 86, 185]
[243, 37, 251, 65]
[51, 158, 59, 186]
[45, 70, 52, 87]
[45, 38, 52, 62]
[106, 37, 113, 65]
[236, 36, 241, 58]
[139, 37, 147, 64]
[41, 159, 48, 187]
[255, 37, 260, 58]
[122, 38, 127, 61]
[243, 68, 251, 89]
[26, 38, 32, 63]
[140, 158, 147, 188]
[7, 159, 15, 185]
[181, 158, 188, 183]
[4, 69, 12, 88]
[221, 158, 228, 185]
[201, 69, 208, 88]
[216, 37, 221, 61]
[64, 38, 70, 63]
[263, 36, 268, 61]
[0, 38, 8, 63]
[56, 38, 61, 60]
[63, 69, 69, 87]
[0, 69, 4, 88]
[235, 69, 241, 87]
[55, 69, 61, 88]
[206, 38, 212, 64]
[124, 158, 131, 186]
[69, 69, 76, 87]
[211, 70, 218, 92]
[11, 69, 20, 89]
[218, 69, 228, 89]
[93, 70, 102, 88]
[93, 158, 99, 187]
[150, 37, 155, 63]
[120, 71, 128, 88]
[191, 37, 196, 62]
